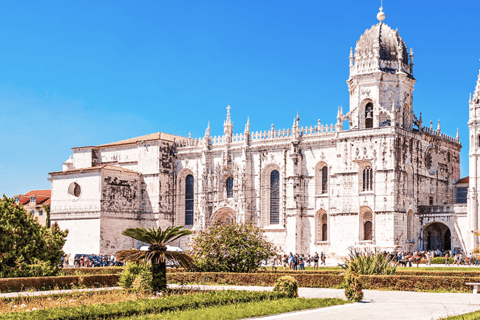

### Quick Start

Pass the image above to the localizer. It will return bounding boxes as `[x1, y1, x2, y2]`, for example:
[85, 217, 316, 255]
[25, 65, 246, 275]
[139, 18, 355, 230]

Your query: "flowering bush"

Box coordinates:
[189, 223, 277, 273]
[273, 276, 298, 298]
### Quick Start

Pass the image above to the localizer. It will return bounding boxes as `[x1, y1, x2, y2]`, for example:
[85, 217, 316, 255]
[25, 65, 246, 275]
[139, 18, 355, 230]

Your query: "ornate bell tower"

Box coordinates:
[468, 65, 480, 252]
[346, 6, 416, 131]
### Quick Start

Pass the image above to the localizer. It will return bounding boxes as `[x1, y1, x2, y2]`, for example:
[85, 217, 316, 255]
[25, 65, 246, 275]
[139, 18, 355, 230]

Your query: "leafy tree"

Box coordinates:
[116, 226, 193, 292]
[0, 196, 68, 278]
[44, 204, 51, 228]
[189, 222, 277, 273]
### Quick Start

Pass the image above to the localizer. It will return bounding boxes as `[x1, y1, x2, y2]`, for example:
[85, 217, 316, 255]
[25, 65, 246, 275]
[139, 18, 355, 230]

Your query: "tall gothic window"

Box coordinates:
[363, 211, 373, 241]
[226, 177, 233, 198]
[321, 213, 328, 241]
[407, 211, 414, 241]
[365, 103, 373, 128]
[363, 166, 373, 191]
[185, 175, 194, 225]
[270, 170, 280, 224]
[406, 167, 414, 197]
[321, 166, 328, 194]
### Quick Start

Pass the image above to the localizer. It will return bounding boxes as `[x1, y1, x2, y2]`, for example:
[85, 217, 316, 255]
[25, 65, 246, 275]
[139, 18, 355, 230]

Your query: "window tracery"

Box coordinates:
[185, 175, 194, 225]
[270, 170, 280, 224]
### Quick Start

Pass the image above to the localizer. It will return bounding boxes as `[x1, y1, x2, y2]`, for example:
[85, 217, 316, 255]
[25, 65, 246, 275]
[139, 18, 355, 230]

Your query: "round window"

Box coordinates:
[68, 182, 81, 199]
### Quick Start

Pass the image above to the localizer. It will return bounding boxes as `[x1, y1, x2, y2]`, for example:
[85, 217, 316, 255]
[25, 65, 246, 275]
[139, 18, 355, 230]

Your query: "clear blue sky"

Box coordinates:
[1, 1, 479, 197]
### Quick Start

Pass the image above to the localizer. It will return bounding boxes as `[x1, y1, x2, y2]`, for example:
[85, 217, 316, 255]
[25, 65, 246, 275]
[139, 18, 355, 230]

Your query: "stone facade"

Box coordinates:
[50, 9, 475, 258]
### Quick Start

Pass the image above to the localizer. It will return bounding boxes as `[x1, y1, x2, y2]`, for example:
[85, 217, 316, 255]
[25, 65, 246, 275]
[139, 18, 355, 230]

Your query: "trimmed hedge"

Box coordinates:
[0, 290, 287, 320]
[167, 272, 479, 292]
[0, 274, 120, 292]
[59, 268, 125, 276]
[256, 269, 480, 278]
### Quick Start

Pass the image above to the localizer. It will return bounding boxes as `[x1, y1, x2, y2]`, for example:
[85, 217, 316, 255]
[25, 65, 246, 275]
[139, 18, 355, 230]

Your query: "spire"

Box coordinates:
[225, 105, 232, 125]
[349, 47, 354, 67]
[223, 105, 233, 138]
[437, 120, 441, 132]
[474, 62, 480, 102]
[296, 110, 300, 125]
[244, 117, 250, 133]
[456, 128, 460, 141]
[205, 122, 210, 137]
[377, 0, 385, 23]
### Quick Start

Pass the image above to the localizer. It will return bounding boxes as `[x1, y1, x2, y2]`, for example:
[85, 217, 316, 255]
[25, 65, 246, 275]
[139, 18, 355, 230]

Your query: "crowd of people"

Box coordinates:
[66, 254, 123, 268]
[267, 252, 327, 270]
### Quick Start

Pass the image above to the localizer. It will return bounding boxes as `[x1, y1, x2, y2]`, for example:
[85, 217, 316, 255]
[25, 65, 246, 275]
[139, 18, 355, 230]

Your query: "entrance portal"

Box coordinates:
[423, 222, 451, 251]
[210, 207, 236, 226]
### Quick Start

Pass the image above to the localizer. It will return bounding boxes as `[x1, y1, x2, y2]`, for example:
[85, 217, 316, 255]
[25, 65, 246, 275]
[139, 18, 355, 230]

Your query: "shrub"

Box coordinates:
[343, 267, 363, 302]
[119, 262, 152, 291]
[273, 276, 298, 298]
[339, 247, 397, 275]
[0, 196, 68, 278]
[189, 222, 277, 273]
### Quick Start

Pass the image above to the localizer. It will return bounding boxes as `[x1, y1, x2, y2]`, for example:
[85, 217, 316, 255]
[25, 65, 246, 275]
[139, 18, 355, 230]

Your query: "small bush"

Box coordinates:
[343, 268, 363, 302]
[273, 276, 298, 298]
[119, 262, 152, 291]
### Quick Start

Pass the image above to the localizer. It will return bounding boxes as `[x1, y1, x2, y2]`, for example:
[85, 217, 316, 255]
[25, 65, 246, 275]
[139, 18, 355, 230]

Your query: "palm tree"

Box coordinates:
[116, 225, 193, 292]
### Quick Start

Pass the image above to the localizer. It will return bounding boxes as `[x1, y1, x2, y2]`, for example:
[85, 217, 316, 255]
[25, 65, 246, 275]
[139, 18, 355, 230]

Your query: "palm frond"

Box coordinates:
[164, 251, 194, 269]
[117, 249, 147, 263]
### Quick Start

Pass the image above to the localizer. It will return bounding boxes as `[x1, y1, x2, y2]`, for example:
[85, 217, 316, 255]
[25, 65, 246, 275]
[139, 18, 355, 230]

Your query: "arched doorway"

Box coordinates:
[423, 222, 451, 251]
[210, 207, 236, 226]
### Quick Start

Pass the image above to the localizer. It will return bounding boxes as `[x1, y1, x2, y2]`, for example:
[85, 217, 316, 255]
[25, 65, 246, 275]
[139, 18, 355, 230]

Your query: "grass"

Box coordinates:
[0, 290, 287, 319]
[0, 288, 206, 314]
[441, 310, 480, 319]
[119, 297, 349, 320]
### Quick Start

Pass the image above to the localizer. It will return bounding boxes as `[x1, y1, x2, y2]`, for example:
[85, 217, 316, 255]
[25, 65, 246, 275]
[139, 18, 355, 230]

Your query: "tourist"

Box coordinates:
[313, 252, 319, 270]
[445, 252, 449, 266]
[288, 252, 294, 270]
[321, 252, 326, 266]
[426, 251, 431, 266]
[299, 254, 305, 270]
[283, 254, 288, 270]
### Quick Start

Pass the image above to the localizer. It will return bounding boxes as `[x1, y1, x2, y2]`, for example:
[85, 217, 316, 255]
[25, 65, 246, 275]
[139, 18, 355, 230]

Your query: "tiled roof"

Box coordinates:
[49, 164, 139, 176]
[73, 132, 187, 150]
[25, 190, 51, 197]
[456, 177, 469, 184]
[13, 191, 51, 206]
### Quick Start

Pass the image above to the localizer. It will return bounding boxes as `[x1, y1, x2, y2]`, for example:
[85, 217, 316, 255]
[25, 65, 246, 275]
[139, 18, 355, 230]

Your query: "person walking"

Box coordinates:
[445, 252, 450, 266]
[426, 251, 431, 266]
[321, 252, 326, 266]
[313, 252, 319, 270]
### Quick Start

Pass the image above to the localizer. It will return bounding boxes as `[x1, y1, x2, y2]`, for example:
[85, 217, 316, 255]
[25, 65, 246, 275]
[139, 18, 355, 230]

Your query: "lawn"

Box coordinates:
[0, 289, 349, 320]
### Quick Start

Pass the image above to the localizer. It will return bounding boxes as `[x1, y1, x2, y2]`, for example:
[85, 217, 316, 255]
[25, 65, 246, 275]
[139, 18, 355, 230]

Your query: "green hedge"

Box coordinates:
[0, 290, 287, 320]
[0, 274, 120, 293]
[59, 267, 125, 276]
[168, 272, 479, 292]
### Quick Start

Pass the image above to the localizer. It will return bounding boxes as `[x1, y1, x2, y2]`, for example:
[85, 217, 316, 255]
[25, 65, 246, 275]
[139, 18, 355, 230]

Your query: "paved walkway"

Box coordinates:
[171, 285, 480, 320]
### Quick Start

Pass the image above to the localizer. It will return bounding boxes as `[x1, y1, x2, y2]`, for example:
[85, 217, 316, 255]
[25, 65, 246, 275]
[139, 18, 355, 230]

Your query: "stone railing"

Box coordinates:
[421, 127, 459, 144]
[417, 204, 467, 215]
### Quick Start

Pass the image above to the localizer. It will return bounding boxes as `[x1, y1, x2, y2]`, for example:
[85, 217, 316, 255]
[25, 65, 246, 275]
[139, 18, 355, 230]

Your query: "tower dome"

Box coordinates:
[350, 10, 413, 78]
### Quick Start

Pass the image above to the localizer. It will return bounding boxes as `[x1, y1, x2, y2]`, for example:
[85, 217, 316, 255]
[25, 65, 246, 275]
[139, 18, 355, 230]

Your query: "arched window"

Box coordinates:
[406, 166, 414, 197]
[226, 177, 233, 198]
[321, 214, 328, 241]
[270, 170, 280, 224]
[363, 166, 373, 191]
[407, 210, 414, 241]
[364, 221, 373, 240]
[365, 103, 373, 128]
[322, 166, 328, 194]
[185, 175, 194, 225]
[362, 210, 373, 241]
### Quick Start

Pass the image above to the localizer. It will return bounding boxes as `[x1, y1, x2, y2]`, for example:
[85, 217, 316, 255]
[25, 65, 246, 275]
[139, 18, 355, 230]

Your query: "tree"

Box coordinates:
[189, 222, 277, 273]
[116, 226, 193, 292]
[0, 196, 68, 278]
